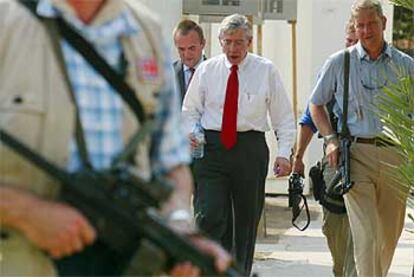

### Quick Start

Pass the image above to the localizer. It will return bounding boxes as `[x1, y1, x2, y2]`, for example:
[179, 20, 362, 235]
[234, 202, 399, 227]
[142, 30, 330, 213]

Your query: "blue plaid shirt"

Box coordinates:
[37, 0, 190, 175]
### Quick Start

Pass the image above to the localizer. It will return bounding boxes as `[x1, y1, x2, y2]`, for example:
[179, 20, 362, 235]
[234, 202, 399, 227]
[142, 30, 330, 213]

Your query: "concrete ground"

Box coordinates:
[252, 196, 414, 277]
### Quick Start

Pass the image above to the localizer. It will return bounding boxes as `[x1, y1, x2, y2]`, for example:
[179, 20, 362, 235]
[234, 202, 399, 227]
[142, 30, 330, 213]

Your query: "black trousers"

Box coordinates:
[193, 130, 269, 275]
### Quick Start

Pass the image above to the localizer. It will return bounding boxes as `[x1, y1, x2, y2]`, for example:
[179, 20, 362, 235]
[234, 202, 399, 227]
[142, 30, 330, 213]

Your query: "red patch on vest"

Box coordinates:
[137, 58, 159, 81]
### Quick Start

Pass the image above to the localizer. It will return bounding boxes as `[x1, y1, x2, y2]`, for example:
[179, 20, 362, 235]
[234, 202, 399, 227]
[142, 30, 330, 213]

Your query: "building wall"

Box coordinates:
[139, 0, 183, 57]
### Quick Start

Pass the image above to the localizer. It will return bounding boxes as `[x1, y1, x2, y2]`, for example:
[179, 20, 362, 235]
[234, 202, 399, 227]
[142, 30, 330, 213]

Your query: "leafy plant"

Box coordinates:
[378, 0, 414, 207]
[379, 72, 414, 207]
[389, 0, 414, 9]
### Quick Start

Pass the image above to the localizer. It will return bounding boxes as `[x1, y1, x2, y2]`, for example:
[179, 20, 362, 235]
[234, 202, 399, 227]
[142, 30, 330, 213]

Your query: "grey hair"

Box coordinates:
[351, 0, 384, 18]
[218, 14, 252, 39]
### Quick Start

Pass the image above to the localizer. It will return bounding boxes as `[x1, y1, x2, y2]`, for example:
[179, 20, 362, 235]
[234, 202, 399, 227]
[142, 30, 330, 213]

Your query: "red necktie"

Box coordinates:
[221, 64, 238, 149]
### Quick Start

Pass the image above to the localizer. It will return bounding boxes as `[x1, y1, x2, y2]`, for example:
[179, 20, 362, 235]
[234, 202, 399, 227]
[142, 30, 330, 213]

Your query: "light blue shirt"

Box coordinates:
[310, 42, 414, 138]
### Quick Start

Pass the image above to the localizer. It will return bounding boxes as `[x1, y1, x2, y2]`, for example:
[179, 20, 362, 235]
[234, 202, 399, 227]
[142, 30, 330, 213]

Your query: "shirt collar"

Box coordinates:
[355, 41, 392, 61]
[183, 56, 204, 72]
[224, 52, 250, 71]
[36, 0, 139, 37]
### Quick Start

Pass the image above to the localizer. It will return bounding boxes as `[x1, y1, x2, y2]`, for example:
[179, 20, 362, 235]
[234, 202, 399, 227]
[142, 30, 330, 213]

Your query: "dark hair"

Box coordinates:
[173, 19, 205, 42]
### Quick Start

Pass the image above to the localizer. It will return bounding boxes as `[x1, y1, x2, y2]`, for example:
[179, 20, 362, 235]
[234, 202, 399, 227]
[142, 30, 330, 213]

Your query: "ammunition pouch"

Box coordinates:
[309, 162, 324, 201]
[309, 161, 346, 214]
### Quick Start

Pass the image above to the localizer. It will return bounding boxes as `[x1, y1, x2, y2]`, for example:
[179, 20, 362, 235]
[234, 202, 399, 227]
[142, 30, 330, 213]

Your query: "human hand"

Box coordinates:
[273, 157, 292, 177]
[188, 133, 199, 150]
[20, 197, 96, 258]
[190, 235, 231, 273]
[169, 235, 231, 277]
[292, 156, 305, 177]
[170, 261, 200, 277]
[325, 140, 339, 168]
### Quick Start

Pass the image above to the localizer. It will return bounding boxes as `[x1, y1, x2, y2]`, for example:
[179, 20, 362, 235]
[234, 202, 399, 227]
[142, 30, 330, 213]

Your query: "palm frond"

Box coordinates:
[389, 0, 414, 10]
[378, 69, 414, 207]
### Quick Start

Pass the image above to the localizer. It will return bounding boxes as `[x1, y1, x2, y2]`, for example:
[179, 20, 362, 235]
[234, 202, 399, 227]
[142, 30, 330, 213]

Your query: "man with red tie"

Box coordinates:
[182, 14, 296, 275]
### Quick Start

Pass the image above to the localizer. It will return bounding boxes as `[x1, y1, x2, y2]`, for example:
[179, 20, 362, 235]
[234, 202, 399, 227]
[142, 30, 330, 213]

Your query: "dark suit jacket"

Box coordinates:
[173, 56, 206, 103]
[173, 60, 186, 103]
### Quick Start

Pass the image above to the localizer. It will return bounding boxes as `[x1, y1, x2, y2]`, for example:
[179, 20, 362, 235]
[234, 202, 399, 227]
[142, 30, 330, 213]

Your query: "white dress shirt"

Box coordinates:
[182, 53, 296, 159]
[183, 57, 204, 89]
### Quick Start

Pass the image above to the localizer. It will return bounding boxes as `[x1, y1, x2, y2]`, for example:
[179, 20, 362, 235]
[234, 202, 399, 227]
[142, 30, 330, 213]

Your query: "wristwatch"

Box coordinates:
[323, 133, 338, 144]
[167, 209, 198, 235]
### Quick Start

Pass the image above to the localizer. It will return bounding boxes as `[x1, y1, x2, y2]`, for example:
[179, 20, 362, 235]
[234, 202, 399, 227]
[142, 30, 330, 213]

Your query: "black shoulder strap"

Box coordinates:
[18, 0, 94, 168]
[18, 0, 146, 124]
[341, 49, 351, 136]
[55, 17, 146, 123]
[19, 0, 37, 11]
[17, 0, 153, 168]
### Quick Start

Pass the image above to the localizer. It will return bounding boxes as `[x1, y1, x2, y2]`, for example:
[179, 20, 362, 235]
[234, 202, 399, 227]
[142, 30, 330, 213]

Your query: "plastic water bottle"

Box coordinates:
[191, 125, 205, 159]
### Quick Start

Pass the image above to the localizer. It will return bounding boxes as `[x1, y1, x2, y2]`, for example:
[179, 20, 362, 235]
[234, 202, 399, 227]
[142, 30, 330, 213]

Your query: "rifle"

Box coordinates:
[328, 135, 353, 195]
[0, 129, 242, 276]
[328, 49, 354, 195]
[9, 2, 243, 274]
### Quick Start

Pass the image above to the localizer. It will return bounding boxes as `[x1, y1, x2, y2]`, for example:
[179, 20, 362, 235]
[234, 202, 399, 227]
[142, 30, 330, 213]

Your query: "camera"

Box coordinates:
[288, 173, 310, 231]
[288, 173, 304, 209]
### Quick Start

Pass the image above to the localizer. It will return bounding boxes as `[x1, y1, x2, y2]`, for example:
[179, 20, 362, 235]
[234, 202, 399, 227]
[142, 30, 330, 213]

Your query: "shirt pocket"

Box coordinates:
[238, 87, 267, 119]
[0, 89, 45, 146]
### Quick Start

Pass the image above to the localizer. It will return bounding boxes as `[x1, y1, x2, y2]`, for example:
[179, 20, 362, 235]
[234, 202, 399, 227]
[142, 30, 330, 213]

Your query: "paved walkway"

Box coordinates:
[252, 197, 414, 277]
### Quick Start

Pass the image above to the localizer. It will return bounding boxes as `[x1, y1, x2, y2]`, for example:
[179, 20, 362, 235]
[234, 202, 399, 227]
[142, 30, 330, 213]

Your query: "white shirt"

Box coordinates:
[182, 53, 296, 159]
[183, 57, 204, 88]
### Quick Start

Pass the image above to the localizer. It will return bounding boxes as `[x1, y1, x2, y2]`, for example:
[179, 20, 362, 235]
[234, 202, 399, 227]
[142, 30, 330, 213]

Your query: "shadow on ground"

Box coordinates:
[256, 196, 321, 244]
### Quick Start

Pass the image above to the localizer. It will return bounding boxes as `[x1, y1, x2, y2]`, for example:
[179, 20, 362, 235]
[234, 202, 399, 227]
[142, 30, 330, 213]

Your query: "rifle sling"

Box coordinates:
[45, 18, 93, 169]
[341, 49, 351, 137]
[17, 0, 149, 168]
[54, 16, 146, 124]
[0, 129, 72, 185]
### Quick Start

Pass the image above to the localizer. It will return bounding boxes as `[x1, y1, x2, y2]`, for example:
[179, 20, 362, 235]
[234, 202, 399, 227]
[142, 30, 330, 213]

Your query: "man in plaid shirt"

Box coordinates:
[0, 0, 230, 276]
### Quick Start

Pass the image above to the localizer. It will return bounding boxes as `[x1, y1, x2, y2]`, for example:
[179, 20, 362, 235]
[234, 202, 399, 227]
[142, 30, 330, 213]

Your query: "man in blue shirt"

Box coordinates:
[292, 20, 358, 277]
[310, 0, 414, 276]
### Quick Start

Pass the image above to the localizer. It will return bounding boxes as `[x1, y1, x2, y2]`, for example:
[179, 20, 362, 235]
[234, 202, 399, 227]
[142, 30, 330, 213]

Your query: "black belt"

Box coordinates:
[350, 136, 396, 147]
[204, 130, 264, 136]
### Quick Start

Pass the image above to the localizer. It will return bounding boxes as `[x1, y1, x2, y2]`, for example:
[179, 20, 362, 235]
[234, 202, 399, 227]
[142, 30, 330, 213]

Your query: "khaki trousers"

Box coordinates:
[322, 208, 356, 277]
[323, 166, 356, 277]
[344, 143, 407, 277]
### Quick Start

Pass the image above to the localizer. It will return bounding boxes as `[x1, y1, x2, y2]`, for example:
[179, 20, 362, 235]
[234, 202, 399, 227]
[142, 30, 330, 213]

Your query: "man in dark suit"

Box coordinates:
[173, 19, 206, 102]
[174, 19, 237, 255]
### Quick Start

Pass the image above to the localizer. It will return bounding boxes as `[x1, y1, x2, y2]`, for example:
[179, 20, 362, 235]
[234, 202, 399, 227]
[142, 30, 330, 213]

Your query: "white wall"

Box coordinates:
[139, 0, 183, 57]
